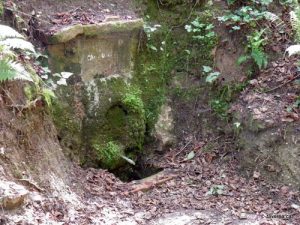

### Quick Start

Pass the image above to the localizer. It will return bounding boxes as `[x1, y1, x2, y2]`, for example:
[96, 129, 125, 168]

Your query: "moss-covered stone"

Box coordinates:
[48, 1, 217, 170]
[47, 19, 143, 44]
[82, 77, 146, 168]
[93, 141, 124, 170]
[51, 86, 83, 163]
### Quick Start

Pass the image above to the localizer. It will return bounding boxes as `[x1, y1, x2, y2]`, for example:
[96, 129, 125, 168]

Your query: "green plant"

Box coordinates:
[238, 30, 268, 69]
[206, 185, 226, 196]
[218, 1, 274, 30]
[202, 65, 221, 83]
[143, 23, 162, 52]
[290, 5, 300, 42]
[185, 18, 216, 43]
[94, 141, 122, 169]
[233, 121, 242, 136]
[122, 88, 145, 115]
[210, 83, 247, 120]
[0, 0, 3, 17]
[0, 59, 16, 81]
[210, 99, 229, 120]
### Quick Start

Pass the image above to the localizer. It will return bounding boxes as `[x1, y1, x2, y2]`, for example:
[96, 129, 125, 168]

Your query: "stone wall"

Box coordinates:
[47, 19, 146, 169]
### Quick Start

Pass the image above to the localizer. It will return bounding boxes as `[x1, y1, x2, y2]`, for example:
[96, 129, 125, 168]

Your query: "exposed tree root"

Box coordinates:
[125, 171, 177, 195]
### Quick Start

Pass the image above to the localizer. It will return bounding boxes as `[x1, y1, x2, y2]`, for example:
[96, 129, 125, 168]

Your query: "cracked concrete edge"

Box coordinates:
[48, 19, 144, 44]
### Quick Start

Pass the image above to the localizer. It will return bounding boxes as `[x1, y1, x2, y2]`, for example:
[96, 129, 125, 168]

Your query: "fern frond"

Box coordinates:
[0, 59, 16, 81]
[42, 88, 56, 107]
[290, 10, 300, 41]
[0, 38, 35, 53]
[0, 25, 24, 41]
[251, 48, 268, 69]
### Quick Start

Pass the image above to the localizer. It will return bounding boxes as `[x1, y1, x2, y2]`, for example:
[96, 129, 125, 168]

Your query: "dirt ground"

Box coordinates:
[5, 0, 138, 35]
[2, 149, 300, 224]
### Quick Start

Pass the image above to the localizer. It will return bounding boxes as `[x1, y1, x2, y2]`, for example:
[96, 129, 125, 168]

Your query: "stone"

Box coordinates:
[48, 19, 143, 44]
[154, 103, 176, 150]
[0, 181, 29, 210]
[48, 24, 83, 44]
[237, 123, 300, 187]
[48, 19, 145, 169]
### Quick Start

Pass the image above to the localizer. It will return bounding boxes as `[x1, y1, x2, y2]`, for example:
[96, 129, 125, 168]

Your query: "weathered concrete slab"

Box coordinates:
[48, 19, 145, 169]
[48, 19, 143, 82]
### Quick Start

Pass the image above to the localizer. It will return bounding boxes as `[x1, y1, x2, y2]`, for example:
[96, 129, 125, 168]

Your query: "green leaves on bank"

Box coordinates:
[0, 59, 16, 81]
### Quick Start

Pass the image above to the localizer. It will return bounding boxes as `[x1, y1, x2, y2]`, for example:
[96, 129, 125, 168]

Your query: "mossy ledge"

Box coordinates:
[47, 19, 144, 44]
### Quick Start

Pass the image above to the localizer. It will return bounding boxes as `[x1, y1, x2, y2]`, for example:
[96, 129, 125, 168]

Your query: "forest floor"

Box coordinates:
[5, 0, 138, 35]
[3, 149, 300, 225]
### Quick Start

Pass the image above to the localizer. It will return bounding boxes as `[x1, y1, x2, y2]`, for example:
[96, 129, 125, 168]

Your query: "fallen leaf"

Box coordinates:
[186, 151, 195, 160]
[253, 171, 260, 179]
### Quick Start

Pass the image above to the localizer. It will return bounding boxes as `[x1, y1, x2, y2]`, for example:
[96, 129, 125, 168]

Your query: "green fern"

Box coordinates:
[251, 48, 268, 69]
[291, 8, 300, 42]
[42, 88, 56, 107]
[0, 59, 16, 81]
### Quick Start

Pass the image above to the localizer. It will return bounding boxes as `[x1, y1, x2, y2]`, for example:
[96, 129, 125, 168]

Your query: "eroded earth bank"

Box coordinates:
[0, 0, 300, 224]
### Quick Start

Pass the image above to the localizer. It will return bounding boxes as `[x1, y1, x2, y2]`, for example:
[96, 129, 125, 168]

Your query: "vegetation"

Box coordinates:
[122, 88, 145, 115]
[238, 30, 268, 70]
[93, 141, 123, 170]
[0, 59, 16, 81]
[0, 0, 3, 17]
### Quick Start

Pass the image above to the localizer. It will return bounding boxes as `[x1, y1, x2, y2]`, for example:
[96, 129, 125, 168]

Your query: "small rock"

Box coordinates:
[266, 164, 276, 172]
[0, 181, 29, 210]
[291, 203, 300, 211]
[253, 171, 260, 179]
[238, 212, 247, 220]
[104, 15, 121, 22]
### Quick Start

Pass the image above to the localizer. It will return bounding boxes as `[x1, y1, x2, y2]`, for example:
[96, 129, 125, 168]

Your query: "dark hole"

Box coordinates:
[111, 157, 163, 182]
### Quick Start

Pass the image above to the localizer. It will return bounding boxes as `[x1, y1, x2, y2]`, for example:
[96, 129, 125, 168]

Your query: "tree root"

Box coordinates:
[125, 171, 177, 195]
[17, 179, 45, 192]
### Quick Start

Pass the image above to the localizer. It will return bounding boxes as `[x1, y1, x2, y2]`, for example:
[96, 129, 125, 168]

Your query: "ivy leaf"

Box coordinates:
[148, 44, 158, 51]
[184, 24, 192, 32]
[206, 71, 221, 83]
[232, 26, 241, 30]
[231, 15, 241, 22]
[186, 151, 195, 160]
[205, 24, 214, 30]
[61, 72, 73, 79]
[203, 65, 213, 73]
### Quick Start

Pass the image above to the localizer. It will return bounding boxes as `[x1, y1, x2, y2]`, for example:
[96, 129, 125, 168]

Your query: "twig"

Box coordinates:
[126, 175, 176, 194]
[8, 97, 42, 112]
[5, 7, 53, 25]
[173, 139, 193, 160]
[17, 178, 45, 192]
[260, 74, 300, 93]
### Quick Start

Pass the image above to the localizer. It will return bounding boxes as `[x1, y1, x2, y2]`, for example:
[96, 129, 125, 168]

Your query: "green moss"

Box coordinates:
[0, 0, 3, 17]
[93, 141, 123, 170]
[132, 2, 216, 132]
[122, 88, 145, 115]
[51, 94, 83, 162]
[81, 78, 146, 168]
